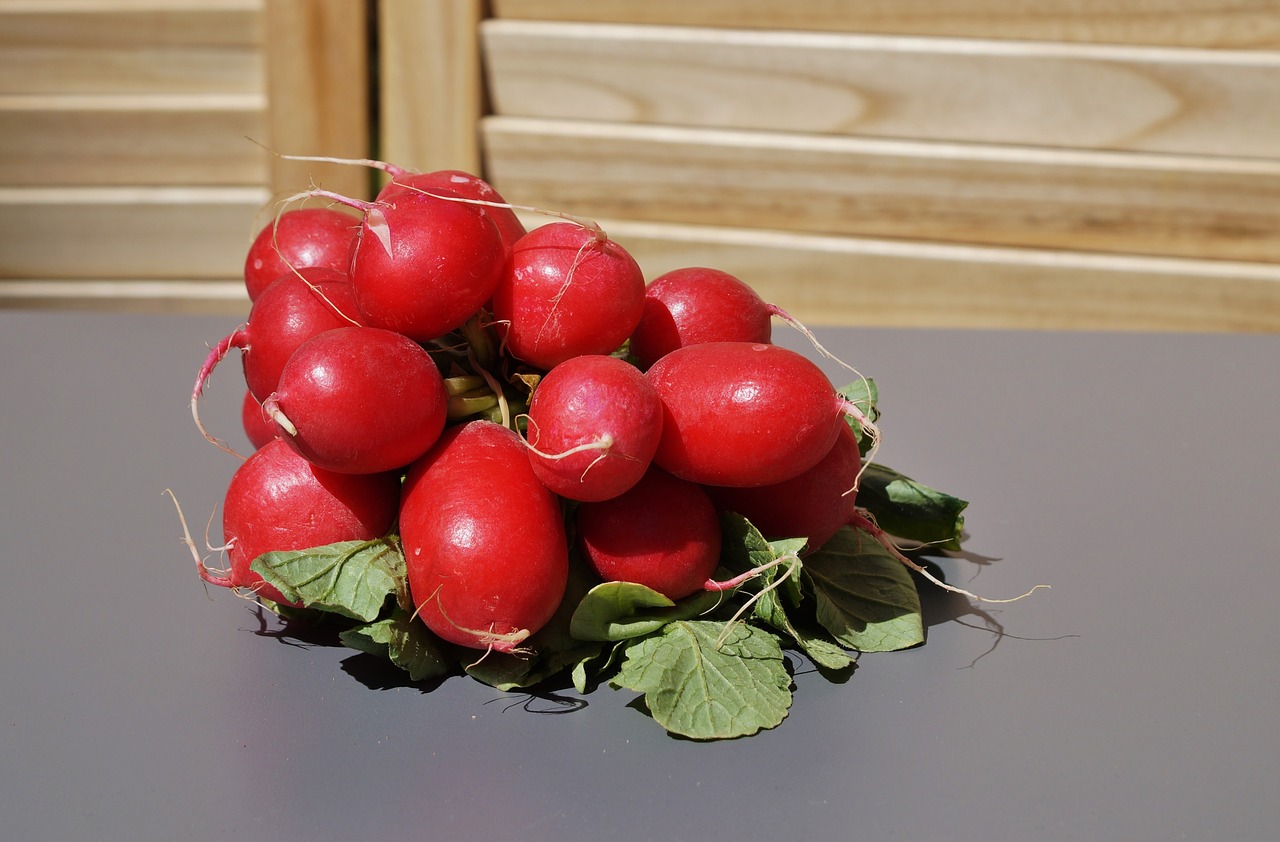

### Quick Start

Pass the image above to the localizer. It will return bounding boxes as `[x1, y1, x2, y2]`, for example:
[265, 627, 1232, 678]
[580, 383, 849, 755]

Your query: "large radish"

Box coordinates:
[263, 326, 448, 474]
[400, 421, 569, 653]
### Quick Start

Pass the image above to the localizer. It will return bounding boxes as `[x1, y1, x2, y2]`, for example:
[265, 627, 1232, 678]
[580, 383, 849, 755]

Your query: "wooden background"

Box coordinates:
[0, 0, 368, 312]
[3, 0, 1278, 331]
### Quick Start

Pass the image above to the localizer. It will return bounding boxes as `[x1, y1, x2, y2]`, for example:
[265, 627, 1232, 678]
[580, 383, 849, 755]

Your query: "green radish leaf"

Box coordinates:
[857, 464, 968, 550]
[804, 527, 924, 653]
[250, 537, 404, 622]
[569, 581, 724, 642]
[610, 620, 792, 740]
[714, 514, 854, 667]
[837, 378, 879, 452]
[340, 606, 452, 682]
[718, 513, 806, 603]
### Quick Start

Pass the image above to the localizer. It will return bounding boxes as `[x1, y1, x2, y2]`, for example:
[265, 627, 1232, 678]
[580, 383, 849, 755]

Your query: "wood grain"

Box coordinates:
[0, 1, 264, 95]
[0, 186, 270, 279]
[482, 20, 1280, 158]
[0, 94, 268, 186]
[263, 0, 371, 198]
[482, 117, 1280, 263]
[520, 216, 1280, 333]
[0, 279, 250, 316]
[379, 0, 485, 174]
[491, 0, 1280, 49]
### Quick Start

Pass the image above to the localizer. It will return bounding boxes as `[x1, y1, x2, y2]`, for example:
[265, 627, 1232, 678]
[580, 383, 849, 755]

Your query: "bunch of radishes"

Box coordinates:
[185, 163, 1039, 738]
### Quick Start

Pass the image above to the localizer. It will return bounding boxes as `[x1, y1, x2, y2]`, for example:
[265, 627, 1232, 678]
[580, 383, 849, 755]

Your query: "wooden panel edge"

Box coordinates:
[531, 216, 1280, 333]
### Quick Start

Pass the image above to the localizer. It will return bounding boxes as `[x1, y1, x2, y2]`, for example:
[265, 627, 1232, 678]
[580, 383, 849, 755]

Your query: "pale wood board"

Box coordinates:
[378, 0, 485, 174]
[0, 95, 268, 186]
[491, 0, 1280, 49]
[263, 0, 371, 198]
[0, 2, 264, 95]
[517, 216, 1280, 333]
[482, 116, 1280, 263]
[0, 279, 251, 316]
[0, 186, 271, 279]
[482, 20, 1280, 158]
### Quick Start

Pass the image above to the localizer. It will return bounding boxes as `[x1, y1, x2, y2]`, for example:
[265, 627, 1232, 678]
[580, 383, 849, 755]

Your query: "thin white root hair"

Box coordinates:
[164, 489, 234, 590]
[191, 332, 248, 461]
[710, 554, 801, 648]
[851, 510, 1049, 604]
[424, 584, 533, 655]
[394, 183, 607, 240]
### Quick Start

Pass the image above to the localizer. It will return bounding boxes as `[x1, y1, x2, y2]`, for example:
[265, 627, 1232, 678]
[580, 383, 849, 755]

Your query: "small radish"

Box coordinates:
[240, 390, 277, 450]
[197, 267, 360, 403]
[191, 268, 362, 456]
[400, 421, 569, 653]
[243, 207, 358, 301]
[491, 221, 645, 370]
[202, 439, 401, 605]
[707, 423, 861, 553]
[334, 187, 507, 342]
[263, 326, 447, 474]
[575, 467, 722, 600]
[630, 267, 773, 369]
[377, 168, 527, 253]
[645, 341, 874, 488]
[523, 354, 663, 502]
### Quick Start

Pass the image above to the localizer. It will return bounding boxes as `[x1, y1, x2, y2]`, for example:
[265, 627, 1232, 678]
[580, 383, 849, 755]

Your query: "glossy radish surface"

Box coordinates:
[377, 169, 526, 253]
[264, 326, 447, 474]
[235, 268, 361, 402]
[492, 222, 645, 370]
[240, 390, 277, 450]
[646, 341, 845, 487]
[575, 467, 722, 600]
[213, 439, 401, 605]
[525, 354, 663, 502]
[708, 423, 861, 553]
[243, 207, 358, 301]
[350, 189, 506, 342]
[400, 421, 569, 652]
[630, 267, 773, 370]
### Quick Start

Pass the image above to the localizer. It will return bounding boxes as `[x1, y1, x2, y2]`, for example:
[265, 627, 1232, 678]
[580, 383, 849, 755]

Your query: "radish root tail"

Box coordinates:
[850, 510, 1049, 604]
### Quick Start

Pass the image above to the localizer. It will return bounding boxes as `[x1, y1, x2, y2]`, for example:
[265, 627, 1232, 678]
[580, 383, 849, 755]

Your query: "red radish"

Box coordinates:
[345, 188, 507, 342]
[524, 354, 663, 502]
[377, 168, 526, 253]
[707, 423, 861, 553]
[630, 267, 774, 369]
[196, 268, 360, 404]
[491, 222, 645, 370]
[575, 467, 722, 600]
[263, 326, 447, 474]
[646, 341, 870, 488]
[243, 207, 358, 301]
[400, 421, 569, 652]
[204, 439, 401, 606]
[241, 390, 277, 450]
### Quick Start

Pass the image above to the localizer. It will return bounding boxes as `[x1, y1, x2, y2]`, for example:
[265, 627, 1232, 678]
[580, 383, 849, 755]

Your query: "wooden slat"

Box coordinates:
[528, 216, 1280, 333]
[0, 279, 250, 316]
[482, 116, 1280, 263]
[0, 186, 270, 279]
[263, 0, 370, 198]
[0, 2, 264, 95]
[0, 94, 268, 186]
[482, 20, 1280, 159]
[378, 0, 485, 174]
[491, 0, 1280, 50]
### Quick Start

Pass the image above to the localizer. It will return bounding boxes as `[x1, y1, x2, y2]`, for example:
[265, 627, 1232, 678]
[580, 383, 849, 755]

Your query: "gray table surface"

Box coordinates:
[1, 308, 1276, 841]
